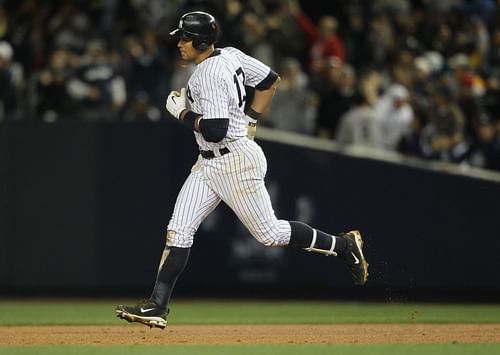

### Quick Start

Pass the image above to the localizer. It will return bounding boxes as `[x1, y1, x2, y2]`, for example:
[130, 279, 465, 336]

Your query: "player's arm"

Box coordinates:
[247, 71, 281, 119]
[165, 88, 228, 142]
[246, 70, 281, 139]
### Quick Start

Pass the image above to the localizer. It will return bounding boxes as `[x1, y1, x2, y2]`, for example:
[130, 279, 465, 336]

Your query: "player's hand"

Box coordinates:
[246, 115, 257, 140]
[166, 88, 187, 119]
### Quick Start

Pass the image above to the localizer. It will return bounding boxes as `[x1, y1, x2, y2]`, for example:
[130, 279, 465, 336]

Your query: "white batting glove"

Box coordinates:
[166, 88, 187, 119]
[246, 115, 257, 140]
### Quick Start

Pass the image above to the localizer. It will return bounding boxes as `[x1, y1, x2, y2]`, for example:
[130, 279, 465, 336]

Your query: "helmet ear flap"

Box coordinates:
[193, 39, 209, 51]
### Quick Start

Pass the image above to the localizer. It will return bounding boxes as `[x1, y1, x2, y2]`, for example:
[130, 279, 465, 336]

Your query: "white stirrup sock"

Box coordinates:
[303, 229, 338, 256]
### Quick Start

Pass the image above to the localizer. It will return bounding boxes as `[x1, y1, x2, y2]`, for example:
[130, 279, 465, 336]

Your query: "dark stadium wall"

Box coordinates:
[0, 124, 99, 290]
[1, 122, 499, 301]
[0, 125, 10, 287]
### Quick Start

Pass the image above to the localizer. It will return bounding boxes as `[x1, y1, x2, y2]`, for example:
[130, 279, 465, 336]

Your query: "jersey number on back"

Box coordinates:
[233, 67, 246, 108]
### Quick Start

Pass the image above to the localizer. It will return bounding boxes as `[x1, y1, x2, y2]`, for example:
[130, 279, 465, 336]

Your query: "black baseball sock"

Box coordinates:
[149, 246, 190, 308]
[288, 221, 347, 254]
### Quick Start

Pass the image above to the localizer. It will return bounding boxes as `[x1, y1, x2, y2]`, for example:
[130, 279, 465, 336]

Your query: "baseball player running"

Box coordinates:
[116, 11, 368, 329]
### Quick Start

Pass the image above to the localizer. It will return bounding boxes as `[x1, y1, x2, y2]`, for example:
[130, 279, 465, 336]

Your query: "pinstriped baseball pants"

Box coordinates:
[167, 137, 291, 248]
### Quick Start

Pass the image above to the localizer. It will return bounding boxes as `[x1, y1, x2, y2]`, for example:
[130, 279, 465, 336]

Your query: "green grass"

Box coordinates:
[1, 344, 500, 355]
[1, 300, 499, 355]
[0, 300, 500, 325]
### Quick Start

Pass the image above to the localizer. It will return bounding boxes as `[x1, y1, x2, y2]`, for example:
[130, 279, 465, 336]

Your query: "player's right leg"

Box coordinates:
[216, 140, 368, 285]
[228, 184, 368, 285]
[116, 166, 221, 328]
[287, 222, 368, 285]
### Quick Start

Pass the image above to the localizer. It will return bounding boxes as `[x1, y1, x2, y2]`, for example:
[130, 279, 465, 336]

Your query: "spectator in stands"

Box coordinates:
[0, 6, 7, 39]
[315, 57, 355, 139]
[122, 30, 168, 108]
[420, 85, 469, 163]
[374, 83, 414, 150]
[288, 0, 345, 80]
[241, 11, 275, 68]
[428, 19, 454, 57]
[263, 0, 307, 67]
[467, 16, 490, 71]
[335, 67, 383, 148]
[364, 12, 395, 70]
[447, 52, 486, 137]
[48, 3, 92, 55]
[123, 91, 161, 123]
[342, 3, 367, 69]
[454, 0, 497, 27]
[411, 55, 434, 111]
[390, 49, 417, 90]
[125, 0, 181, 33]
[487, 29, 500, 71]
[335, 90, 384, 149]
[5, 2, 50, 77]
[397, 105, 426, 159]
[0, 41, 23, 122]
[266, 57, 317, 135]
[467, 113, 500, 171]
[482, 71, 500, 122]
[211, 0, 246, 49]
[358, 67, 382, 107]
[67, 39, 126, 121]
[35, 48, 75, 123]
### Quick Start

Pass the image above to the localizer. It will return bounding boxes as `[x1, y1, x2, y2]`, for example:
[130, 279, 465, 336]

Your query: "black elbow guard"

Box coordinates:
[199, 118, 229, 142]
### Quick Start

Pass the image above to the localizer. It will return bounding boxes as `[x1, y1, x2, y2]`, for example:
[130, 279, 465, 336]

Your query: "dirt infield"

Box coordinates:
[1, 324, 500, 345]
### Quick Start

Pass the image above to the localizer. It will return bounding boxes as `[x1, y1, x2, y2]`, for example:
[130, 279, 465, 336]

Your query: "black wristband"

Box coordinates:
[246, 108, 262, 121]
[183, 110, 201, 130]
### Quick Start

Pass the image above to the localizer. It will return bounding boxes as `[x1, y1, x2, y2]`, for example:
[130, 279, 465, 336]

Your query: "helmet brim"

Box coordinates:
[169, 28, 193, 40]
[169, 28, 181, 37]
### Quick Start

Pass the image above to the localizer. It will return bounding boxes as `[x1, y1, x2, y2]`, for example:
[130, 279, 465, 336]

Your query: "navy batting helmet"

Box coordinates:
[170, 11, 218, 51]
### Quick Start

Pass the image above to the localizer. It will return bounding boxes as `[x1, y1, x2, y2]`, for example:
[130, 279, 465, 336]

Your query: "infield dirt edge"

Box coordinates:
[1, 324, 500, 345]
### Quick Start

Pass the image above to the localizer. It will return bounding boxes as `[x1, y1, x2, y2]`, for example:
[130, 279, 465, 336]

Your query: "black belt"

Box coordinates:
[200, 147, 230, 159]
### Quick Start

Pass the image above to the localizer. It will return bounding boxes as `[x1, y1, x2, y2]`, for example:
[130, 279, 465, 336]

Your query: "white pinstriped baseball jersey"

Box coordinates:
[167, 47, 291, 248]
[187, 47, 270, 151]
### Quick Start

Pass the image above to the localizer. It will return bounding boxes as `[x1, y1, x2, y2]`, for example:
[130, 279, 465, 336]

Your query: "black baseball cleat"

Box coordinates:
[338, 230, 369, 286]
[115, 299, 168, 329]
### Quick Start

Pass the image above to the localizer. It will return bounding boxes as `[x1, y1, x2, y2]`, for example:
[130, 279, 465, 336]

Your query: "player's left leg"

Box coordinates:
[116, 165, 221, 327]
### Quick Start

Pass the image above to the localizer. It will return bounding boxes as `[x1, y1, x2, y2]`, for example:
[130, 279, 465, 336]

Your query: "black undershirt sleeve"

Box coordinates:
[255, 70, 279, 90]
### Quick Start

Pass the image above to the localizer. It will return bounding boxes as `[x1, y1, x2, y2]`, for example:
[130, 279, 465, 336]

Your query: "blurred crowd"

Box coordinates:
[1, 0, 500, 171]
